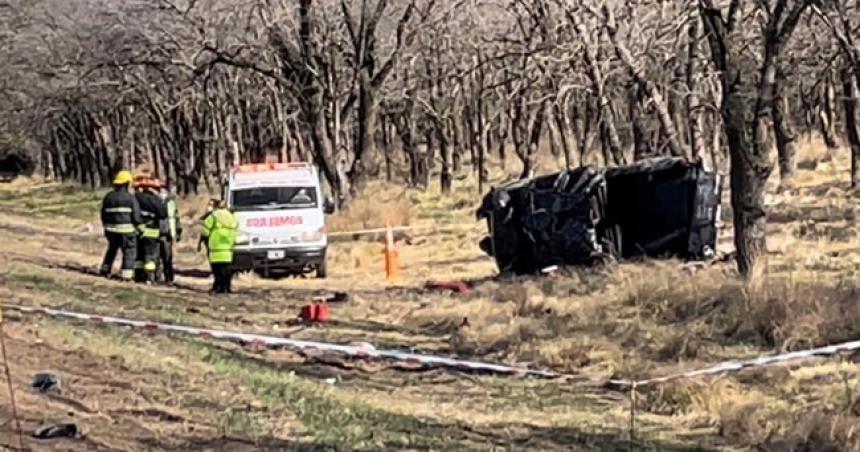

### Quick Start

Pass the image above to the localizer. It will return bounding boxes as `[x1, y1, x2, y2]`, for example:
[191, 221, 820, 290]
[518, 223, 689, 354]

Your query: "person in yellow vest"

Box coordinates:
[157, 181, 183, 285]
[200, 200, 238, 294]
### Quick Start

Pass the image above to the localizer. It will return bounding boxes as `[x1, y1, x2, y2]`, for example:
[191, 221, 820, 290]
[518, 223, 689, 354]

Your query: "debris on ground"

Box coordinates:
[32, 372, 61, 393]
[476, 157, 722, 274]
[33, 423, 77, 439]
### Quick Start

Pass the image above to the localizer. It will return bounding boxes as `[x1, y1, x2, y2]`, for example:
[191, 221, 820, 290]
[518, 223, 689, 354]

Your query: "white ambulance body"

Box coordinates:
[226, 163, 333, 278]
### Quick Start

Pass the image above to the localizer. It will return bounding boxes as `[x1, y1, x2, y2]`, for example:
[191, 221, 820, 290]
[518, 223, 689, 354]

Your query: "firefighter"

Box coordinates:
[157, 181, 182, 284]
[200, 200, 238, 294]
[99, 170, 142, 280]
[134, 176, 168, 284]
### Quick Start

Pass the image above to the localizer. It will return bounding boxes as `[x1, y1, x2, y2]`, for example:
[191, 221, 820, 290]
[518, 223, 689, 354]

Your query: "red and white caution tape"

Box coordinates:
[8, 303, 857, 387]
[1, 304, 561, 379]
[609, 338, 860, 389]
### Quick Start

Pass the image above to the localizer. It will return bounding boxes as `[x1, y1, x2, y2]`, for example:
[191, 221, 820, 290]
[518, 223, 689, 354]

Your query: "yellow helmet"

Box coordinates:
[113, 170, 133, 185]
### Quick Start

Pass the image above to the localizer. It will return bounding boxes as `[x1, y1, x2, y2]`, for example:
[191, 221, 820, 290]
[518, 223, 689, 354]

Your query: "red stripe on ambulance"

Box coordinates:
[246, 216, 304, 228]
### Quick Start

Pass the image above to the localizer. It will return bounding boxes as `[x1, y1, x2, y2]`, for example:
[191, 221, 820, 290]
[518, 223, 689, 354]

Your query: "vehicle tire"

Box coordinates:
[316, 260, 327, 279]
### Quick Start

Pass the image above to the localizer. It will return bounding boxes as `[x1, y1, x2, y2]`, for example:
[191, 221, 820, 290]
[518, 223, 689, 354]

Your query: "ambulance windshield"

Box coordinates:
[231, 187, 318, 211]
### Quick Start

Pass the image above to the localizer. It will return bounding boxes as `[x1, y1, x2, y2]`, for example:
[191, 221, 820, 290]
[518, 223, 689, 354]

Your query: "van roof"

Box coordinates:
[229, 162, 319, 189]
[232, 162, 315, 173]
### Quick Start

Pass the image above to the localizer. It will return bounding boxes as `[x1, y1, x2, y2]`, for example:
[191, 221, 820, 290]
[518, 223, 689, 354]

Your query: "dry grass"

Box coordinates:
[327, 181, 413, 232]
[1, 174, 53, 190]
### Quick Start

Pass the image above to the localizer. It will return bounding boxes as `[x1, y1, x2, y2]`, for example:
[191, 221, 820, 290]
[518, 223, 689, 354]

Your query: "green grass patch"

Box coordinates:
[5, 271, 62, 290]
[220, 408, 269, 442]
[0, 184, 105, 221]
[199, 347, 492, 451]
[5, 265, 204, 326]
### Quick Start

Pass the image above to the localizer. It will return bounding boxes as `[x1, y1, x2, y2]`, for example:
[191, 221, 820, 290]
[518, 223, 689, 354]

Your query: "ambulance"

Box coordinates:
[225, 162, 334, 278]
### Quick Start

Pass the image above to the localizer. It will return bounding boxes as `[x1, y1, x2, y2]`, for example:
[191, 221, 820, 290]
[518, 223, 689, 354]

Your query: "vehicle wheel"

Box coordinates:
[316, 261, 327, 279]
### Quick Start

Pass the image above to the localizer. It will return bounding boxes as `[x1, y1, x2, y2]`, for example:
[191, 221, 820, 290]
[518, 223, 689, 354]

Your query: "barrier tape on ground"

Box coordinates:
[608, 338, 860, 390]
[9, 303, 857, 388]
[1, 303, 560, 379]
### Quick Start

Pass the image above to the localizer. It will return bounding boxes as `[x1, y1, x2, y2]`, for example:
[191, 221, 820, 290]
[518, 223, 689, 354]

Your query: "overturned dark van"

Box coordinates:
[476, 157, 722, 275]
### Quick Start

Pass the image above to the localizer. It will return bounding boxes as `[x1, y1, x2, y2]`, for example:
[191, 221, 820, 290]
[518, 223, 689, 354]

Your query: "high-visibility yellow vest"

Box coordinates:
[202, 209, 238, 263]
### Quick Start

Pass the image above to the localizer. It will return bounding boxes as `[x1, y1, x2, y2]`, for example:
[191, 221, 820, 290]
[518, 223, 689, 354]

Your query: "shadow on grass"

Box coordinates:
[141, 436, 323, 451]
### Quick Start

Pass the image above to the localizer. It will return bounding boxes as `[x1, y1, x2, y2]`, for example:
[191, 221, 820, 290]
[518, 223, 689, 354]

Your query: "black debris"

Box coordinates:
[32, 372, 61, 393]
[33, 423, 77, 439]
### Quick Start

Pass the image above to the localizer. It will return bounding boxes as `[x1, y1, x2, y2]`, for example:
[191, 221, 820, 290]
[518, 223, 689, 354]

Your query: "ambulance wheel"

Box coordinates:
[316, 261, 327, 279]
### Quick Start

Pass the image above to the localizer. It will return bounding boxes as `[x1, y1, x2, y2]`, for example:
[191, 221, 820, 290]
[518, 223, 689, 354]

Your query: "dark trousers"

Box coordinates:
[135, 237, 160, 282]
[100, 232, 137, 280]
[210, 263, 233, 294]
[158, 237, 175, 283]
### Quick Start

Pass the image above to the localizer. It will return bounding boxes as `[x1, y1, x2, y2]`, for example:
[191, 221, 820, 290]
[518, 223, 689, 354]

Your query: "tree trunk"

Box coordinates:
[352, 73, 376, 193]
[546, 103, 560, 160]
[599, 97, 624, 165]
[629, 83, 649, 160]
[451, 119, 463, 174]
[699, 2, 807, 280]
[687, 19, 706, 162]
[841, 66, 860, 188]
[520, 105, 544, 179]
[724, 85, 770, 279]
[381, 115, 393, 182]
[553, 102, 573, 169]
[820, 77, 839, 149]
[439, 125, 452, 194]
[773, 91, 797, 187]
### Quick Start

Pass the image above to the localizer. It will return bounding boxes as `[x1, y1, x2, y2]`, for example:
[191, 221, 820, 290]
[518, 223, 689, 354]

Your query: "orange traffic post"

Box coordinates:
[384, 220, 399, 280]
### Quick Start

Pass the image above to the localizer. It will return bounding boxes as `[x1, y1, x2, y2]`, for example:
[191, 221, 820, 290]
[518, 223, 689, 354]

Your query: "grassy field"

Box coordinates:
[0, 140, 858, 451]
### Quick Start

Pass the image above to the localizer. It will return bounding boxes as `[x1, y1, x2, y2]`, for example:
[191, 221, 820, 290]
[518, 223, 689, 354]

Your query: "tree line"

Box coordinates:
[1, 0, 859, 278]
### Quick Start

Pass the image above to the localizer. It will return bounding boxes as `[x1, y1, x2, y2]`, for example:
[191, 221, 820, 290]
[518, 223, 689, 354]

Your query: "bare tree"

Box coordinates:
[7, 0, 860, 283]
[699, 0, 811, 279]
[814, 1, 860, 187]
[596, 2, 689, 160]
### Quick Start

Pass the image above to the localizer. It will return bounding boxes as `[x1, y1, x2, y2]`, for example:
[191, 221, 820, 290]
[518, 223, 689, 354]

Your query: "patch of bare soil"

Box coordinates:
[0, 320, 305, 451]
